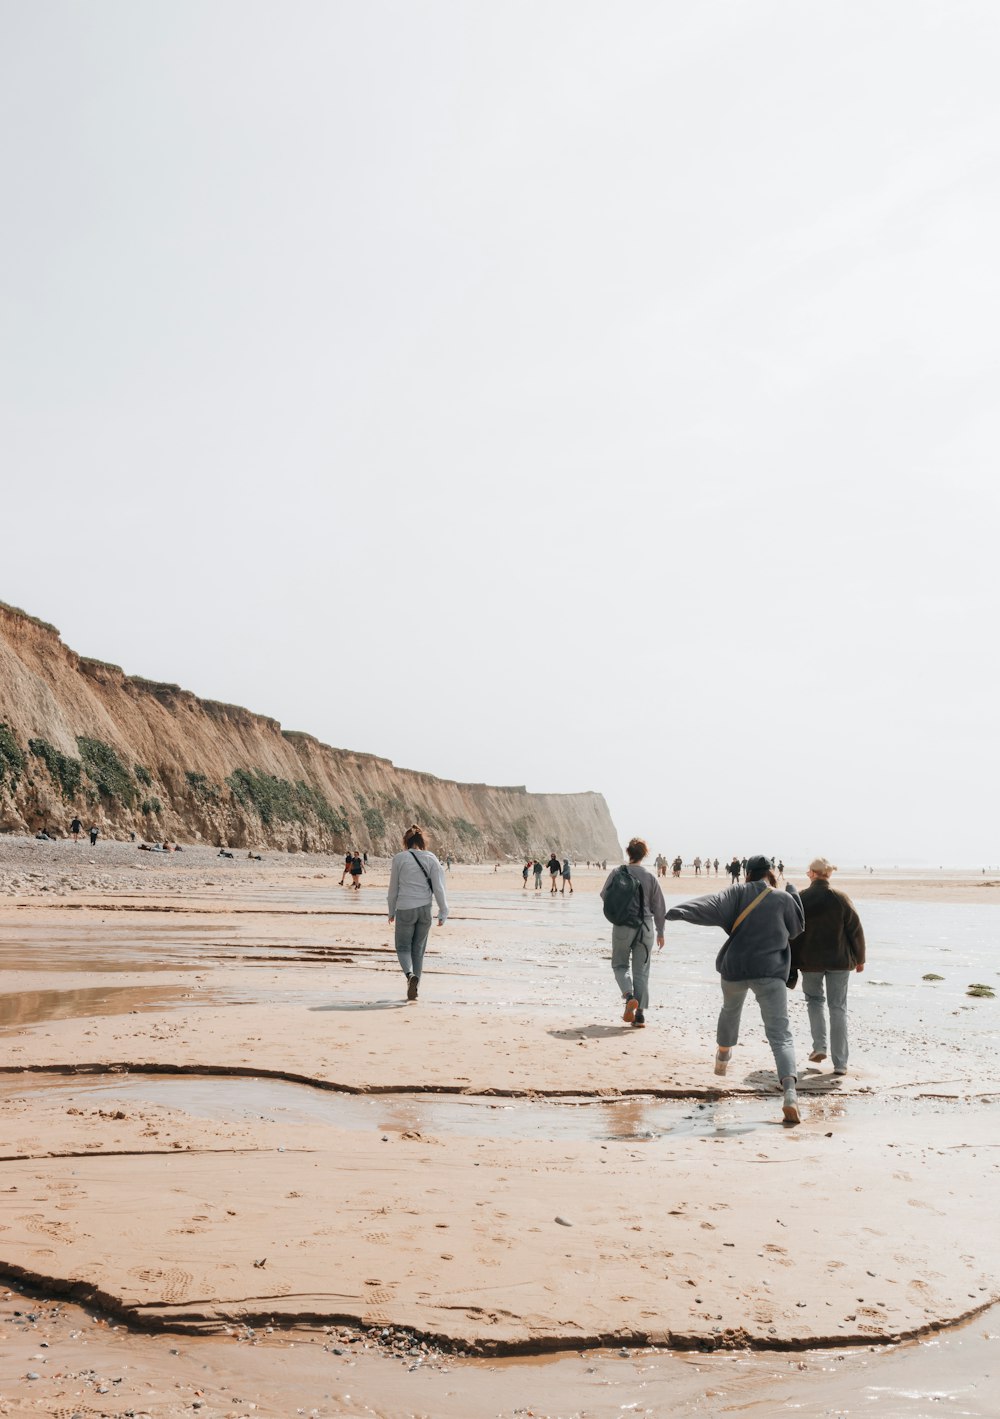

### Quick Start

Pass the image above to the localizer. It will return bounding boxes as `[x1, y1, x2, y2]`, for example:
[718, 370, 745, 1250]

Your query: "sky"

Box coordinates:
[2, 2, 998, 866]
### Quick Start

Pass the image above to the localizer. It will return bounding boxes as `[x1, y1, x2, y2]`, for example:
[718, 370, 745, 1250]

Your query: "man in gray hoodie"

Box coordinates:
[665, 853, 805, 1123]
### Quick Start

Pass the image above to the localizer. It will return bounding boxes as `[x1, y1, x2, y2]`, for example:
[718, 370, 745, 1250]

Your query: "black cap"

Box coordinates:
[745, 854, 771, 877]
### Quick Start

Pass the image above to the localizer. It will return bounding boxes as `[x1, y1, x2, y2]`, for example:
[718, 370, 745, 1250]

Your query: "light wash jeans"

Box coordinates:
[718, 976, 797, 1082]
[801, 970, 851, 1071]
[394, 905, 433, 979]
[611, 920, 654, 1010]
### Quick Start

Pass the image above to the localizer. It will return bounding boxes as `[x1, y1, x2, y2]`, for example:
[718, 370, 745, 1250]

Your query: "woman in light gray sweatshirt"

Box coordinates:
[387, 824, 449, 1001]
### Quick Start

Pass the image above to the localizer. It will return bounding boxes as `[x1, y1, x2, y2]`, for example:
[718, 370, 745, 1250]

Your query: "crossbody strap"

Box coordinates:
[409, 849, 434, 892]
[730, 884, 772, 935]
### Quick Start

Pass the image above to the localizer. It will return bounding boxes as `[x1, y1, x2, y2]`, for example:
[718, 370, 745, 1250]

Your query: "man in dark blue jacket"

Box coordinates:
[666, 854, 805, 1123]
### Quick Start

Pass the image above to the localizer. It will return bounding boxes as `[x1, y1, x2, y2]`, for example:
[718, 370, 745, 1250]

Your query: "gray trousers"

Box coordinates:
[394, 905, 432, 979]
[718, 976, 797, 1083]
[611, 919, 654, 1009]
[802, 969, 851, 1070]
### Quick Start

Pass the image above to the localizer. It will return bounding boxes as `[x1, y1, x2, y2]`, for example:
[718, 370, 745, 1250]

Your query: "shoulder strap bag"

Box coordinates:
[715, 884, 772, 972]
[410, 850, 434, 895]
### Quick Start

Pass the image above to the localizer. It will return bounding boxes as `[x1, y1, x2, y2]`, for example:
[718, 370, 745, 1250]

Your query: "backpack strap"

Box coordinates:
[730, 884, 772, 935]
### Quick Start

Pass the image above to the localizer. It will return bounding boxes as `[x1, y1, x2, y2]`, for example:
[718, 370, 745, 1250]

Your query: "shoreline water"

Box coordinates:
[1, 842, 998, 1414]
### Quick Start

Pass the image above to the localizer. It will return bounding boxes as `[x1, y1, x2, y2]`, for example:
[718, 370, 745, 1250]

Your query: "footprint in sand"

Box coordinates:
[21, 1214, 65, 1240]
[364, 1231, 391, 1244]
[158, 1267, 194, 1303]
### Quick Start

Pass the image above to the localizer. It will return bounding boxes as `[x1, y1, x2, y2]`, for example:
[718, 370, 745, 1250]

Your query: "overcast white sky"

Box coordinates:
[2, 2, 998, 866]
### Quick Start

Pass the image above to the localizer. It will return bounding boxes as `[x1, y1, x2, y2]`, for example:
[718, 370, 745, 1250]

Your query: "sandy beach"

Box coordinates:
[1, 841, 998, 1416]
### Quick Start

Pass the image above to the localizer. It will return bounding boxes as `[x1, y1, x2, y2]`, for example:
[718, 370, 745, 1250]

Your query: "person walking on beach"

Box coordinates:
[713, 857, 720, 876]
[560, 857, 573, 894]
[89, 825, 99, 846]
[693, 856, 702, 876]
[790, 858, 865, 1076]
[665, 854, 805, 1123]
[671, 855, 683, 877]
[522, 860, 532, 889]
[547, 853, 561, 893]
[339, 852, 353, 886]
[533, 859, 544, 891]
[70, 816, 82, 842]
[601, 838, 666, 1029]
[387, 824, 448, 1002]
[349, 852, 364, 889]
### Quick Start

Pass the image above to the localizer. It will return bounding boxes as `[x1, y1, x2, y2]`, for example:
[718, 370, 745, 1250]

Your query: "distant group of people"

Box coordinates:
[651, 855, 786, 881]
[521, 855, 574, 893]
[601, 841, 865, 1124]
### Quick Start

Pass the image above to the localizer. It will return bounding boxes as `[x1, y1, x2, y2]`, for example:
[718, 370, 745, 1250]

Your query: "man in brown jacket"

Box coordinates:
[790, 857, 866, 1077]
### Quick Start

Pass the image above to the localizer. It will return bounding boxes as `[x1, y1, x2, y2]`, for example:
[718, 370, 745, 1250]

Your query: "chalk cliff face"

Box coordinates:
[0, 604, 621, 861]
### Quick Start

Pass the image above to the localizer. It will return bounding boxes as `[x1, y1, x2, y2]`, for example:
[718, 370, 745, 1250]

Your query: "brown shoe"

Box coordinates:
[407, 975, 419, 1002]
[622, 997, 638, 1023]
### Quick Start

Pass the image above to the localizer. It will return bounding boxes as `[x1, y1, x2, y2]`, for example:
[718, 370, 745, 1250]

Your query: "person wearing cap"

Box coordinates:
[790, 858, 865, 1076]
[664, 854, 805, 1123]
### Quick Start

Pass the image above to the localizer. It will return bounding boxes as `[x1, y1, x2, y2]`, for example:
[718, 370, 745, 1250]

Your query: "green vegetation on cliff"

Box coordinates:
[185, 771, 221, 803]
[0, 723, 26, 791]
[226, 769, 350, 836]
[77, 737, 138, 807]
[28, 738, 82, 800]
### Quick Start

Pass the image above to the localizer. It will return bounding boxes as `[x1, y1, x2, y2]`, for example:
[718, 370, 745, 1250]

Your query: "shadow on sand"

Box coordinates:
[310, 1000, 408, 1012]
[548, 1024, 637, 1040]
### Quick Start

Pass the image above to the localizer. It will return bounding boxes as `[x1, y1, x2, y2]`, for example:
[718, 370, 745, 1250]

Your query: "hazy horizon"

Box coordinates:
[3, 3, 998, 866]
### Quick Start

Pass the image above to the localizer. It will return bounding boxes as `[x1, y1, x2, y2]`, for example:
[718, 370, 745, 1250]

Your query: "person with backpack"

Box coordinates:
[664, 854, 805, 1123]
[601, 837, 666, 1029]
[387, 824, 449, 1001]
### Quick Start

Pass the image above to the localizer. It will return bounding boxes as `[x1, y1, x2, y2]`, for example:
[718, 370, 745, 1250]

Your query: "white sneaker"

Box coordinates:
[782, 1083, 800, 1124]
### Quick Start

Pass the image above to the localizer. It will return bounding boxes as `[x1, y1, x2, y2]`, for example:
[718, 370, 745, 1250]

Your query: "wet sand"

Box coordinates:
[1, 845, 998, 1415]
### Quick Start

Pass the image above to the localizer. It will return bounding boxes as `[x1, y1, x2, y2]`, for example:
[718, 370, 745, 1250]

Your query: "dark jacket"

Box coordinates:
[790, 879, 865, 972]
[665, 881, 804, 982]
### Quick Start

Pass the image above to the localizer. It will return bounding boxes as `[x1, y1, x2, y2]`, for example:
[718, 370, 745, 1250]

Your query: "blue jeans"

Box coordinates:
[394, 905, 432, 979]
[718, 976, 797, 1083]
[801, 970, 851, 1071]
[611, 920, 653, 1010]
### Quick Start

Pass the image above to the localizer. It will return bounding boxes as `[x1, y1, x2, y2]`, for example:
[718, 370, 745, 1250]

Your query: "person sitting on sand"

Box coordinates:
[387, 824, 449, 1001]
[664, 854, 804, 1124]
[789, 858, 866, 1077]
[601, 838, 666, 1030]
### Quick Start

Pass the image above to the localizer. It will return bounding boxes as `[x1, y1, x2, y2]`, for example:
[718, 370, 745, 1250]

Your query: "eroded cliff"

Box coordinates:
[0, 603, 620, 861]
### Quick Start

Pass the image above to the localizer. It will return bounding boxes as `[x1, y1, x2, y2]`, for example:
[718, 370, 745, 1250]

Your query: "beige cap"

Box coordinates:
[808, 857, 837, 876]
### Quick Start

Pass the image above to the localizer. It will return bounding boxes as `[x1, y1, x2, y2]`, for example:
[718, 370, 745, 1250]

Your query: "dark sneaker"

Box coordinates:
[622, 997, 638, 1023]
[632, 1009, 645, 1028]
[407, 975, 419, 1001]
